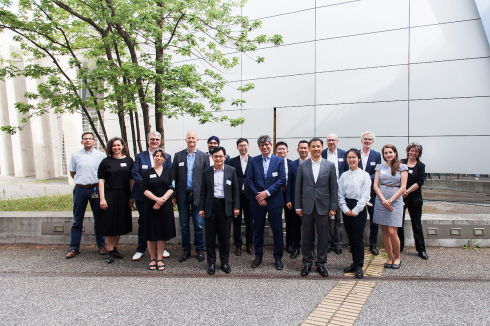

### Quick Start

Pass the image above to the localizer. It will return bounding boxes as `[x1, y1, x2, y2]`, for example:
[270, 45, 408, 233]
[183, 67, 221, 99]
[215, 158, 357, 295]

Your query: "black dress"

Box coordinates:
[96, 156, 134, 236]
[141, 167, 176, 241]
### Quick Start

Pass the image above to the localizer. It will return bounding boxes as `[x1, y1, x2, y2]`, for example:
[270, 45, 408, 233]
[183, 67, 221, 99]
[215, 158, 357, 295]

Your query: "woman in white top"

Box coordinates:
[338, 149, 371, 279]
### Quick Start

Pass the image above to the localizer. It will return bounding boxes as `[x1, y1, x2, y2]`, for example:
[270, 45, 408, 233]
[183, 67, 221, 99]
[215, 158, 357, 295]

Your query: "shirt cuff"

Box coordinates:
[295, 209, 302, 212]
[265, 190, 271, 197]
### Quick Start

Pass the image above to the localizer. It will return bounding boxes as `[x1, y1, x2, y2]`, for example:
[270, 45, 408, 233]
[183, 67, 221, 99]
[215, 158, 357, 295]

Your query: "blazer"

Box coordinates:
[295, 158, 338, 216]
[359, 149, 382, 196]
[401, 159, 425, 206]
[199, 165, 240, 219]
[321, 148, 348, 178]
[286, 158, 301, 205]
[131, 151, 172, 201]
[172, 148, 210, 206]
[246, 154, 286, 208]
[228, 155, 252, 200]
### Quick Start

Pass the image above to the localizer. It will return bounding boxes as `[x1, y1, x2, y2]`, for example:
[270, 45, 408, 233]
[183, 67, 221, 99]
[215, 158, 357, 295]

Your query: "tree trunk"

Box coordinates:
[129, 109, 138, 157]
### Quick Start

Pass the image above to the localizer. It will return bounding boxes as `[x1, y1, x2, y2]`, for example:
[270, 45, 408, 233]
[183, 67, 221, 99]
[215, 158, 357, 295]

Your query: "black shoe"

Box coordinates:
[286, 245, 294, 254]
[113, 247, 123, 259]
[326, 246, 331, 254]
[207, 263, 215, 275]
[179, 251, 191, 262]
[251, 256, 263, 268]
[418, 251, 429, 260]
[370, 244, 379, 255]
[343, 263, 356, 273]
[197, 251, 205, 262]
[317, 265, 328, 277]
[291, 248, 300, 259]
[221, 263, 231, 274]
[391, 262, 401, 269]
[384, 263, 392, 268]
[106, 251, 115, 264]
[300, 266, 311, 277]
[334, 247, 342, 255]
[355, 266, 364, 279]
[275, 259, 283, 270]
[312, 251, 317, 261]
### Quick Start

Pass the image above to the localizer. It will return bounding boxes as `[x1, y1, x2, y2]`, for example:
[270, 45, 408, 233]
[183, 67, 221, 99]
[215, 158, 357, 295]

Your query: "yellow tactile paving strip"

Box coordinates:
[344, 249, 387, 277]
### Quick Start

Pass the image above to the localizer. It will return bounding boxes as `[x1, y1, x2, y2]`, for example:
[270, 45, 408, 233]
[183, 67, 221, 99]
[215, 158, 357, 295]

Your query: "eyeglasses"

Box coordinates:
[259, 144, 270, 147]
[213, 155, 225, 159]
[82, 138, 94, 141]
[347, 156, 359, 160]
[149, 138, 160, 141]
[363, 138, 373, 141]
[326, 139, 338, 142]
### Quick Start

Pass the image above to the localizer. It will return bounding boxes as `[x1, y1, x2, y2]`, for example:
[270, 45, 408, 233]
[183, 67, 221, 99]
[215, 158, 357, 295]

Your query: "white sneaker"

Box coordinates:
[163, 250, 170, 258]
[132, 252, 144, 261]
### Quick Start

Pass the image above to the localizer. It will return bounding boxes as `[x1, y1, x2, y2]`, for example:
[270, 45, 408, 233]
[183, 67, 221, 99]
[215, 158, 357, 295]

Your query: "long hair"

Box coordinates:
[381, 144, 400, 176]
[106, 137, 128, 157]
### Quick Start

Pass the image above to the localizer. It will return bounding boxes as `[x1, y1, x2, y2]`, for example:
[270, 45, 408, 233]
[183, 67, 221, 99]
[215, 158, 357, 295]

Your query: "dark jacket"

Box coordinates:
[199, 165, 240, 218]
[228, 155, 252, 200]
[172, 148, 210, 206]
[401, 159, 425, 206]
[131, 151, 172, 202]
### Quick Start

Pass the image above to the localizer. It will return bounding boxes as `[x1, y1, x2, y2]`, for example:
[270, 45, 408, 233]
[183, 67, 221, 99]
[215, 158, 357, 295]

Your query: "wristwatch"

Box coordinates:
[389, 199, 393, 203]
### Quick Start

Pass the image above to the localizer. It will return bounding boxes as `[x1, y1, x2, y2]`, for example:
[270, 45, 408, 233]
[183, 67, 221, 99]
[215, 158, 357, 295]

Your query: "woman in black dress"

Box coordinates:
[398, 142, 428, 260]
[97, 137, 134, 263]
[142, 148, 176, 271]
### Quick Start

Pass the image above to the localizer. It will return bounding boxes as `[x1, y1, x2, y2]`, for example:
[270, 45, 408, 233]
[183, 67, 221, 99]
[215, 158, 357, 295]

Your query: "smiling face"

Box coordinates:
[346, 152, 360, 170]
[309, 141, 323, 159]
[259, 141, 272, 156]
[408, 147, 420, 160]
[276, 145, 288, 159]
[208, 139, 219, 152]
[112, 140, 123, 156]
[297, 142, 309, 160]
[147, 134, 161, 151]
[383, 147, 396, 163]
[81, 134, 95, 151]
[361, 133, 374, 151]
[326, 134, 339, 152]
[153, 151, 164, 166]
[212, 150, 225, 170]
[237, 141, 249, 156]
[185, 131, 198, 149]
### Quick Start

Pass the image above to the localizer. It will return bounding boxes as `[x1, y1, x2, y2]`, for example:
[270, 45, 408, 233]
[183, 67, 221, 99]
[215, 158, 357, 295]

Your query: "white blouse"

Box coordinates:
[338, 168, 372, 215]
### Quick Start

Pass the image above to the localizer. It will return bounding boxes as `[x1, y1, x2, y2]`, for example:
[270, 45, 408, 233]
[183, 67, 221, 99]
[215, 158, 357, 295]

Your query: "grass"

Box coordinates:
[0, 194, 75, 211]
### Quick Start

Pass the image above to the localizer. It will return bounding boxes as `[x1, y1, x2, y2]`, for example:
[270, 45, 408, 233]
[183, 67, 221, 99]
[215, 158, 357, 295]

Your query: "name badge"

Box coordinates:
[272, 172, 278, 177]
[91, 193, 99, 199]
[338, 158, 344, 162]
[150, 174, 157, 178]
[226, 180, 232, 185]
[179, 162, 184, 167]
[142, 165, 148, 169]
[409, 170, 413, 174]
[120, 163, 127, 167]
[380, 170, 387, 175]
[370, 162, 376, 166]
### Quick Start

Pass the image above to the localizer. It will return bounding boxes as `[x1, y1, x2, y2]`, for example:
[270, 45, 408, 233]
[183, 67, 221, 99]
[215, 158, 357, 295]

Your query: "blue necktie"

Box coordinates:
[263, 157, 268, 178]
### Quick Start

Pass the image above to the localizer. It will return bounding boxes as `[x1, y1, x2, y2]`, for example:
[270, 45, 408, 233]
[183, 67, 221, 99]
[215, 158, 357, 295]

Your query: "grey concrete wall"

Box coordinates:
[425, 180, 490, 193]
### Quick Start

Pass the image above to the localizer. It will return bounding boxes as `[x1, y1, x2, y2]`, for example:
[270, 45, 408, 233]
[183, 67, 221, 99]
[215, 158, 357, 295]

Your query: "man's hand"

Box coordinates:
[129, 199, 134, 207]
[329, 210, 336, 218]
[258, 198, 267, 206]
[172, 198, 176, 206]
[296, 210, 303, 217]
[233, 208, 240, 217]
[199, 210, 205, 218]
[286, 202, 292, 209]
[256, 191, 269, 201]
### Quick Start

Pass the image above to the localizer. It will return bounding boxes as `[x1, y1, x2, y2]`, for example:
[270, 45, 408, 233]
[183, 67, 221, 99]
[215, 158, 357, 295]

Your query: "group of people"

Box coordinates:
[67, 130, 428, 278]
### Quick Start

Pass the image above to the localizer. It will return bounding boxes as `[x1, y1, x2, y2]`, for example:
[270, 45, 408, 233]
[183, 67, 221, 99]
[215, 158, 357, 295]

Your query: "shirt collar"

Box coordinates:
[214, 166, 224, 172]
[328, 149, 337, 156]
[240, 155, 248, 162]
[82, 148, 94, 154]
[262, 153, 272, 160]
[362, 149, 370, 157]
[311, 158, 322, 165]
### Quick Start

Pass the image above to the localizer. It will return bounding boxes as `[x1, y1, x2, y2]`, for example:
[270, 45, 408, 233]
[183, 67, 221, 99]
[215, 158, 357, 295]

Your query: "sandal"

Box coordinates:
[157, 260, 165, 271]
[149, 259, 157, 270]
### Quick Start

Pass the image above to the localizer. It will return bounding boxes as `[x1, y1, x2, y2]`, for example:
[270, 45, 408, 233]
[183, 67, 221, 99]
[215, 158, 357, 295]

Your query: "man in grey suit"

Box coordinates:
[199, 146, 240, 275]
[172, 131, 210, 263]
[295, 138, 338, 277]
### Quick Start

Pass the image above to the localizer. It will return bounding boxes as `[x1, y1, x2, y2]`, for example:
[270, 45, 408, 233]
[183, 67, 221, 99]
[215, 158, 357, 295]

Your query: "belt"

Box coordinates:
[186, 191, 193, 196]
[213, 197, 225, 202]
[380, 184, 399, 188]
[76, 184, 98, 189]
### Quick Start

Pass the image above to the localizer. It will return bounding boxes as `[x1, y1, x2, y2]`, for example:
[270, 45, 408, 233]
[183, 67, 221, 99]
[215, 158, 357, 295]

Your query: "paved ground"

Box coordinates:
[0, 176, 72, 199]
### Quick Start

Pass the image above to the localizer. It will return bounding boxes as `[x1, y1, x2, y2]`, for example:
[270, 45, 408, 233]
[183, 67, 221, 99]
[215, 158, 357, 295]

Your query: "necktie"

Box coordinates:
[263, 157, 268, 178]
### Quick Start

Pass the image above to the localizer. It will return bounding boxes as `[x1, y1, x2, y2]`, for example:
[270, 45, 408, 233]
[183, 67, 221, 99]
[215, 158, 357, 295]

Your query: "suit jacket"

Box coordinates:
[131, 151, 172, 201]
[228, 155, 252, 200]
[172, 148, 210, 206]
[359, 149, 382, 195]
[286, 158, 301, 205]
[206, 152, 231, 166]
[321, 148, 348, 178]
[199, 165, 240, 218]
[295, 158, 338, 216]
[246, 154, 286, 208]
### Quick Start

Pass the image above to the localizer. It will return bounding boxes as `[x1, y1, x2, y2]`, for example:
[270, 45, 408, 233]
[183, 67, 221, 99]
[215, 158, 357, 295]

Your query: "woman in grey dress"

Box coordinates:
[373, 144, 408, 269]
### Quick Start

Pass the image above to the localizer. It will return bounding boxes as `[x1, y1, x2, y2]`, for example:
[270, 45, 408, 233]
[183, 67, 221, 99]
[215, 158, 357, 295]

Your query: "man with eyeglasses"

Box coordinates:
[199, 146, 240, 275]
[66, 132, 107, 259]
[359, 131, 382, 255]
[247, 135, 286, 270]
[321, 133, 349, 255]
[206, 136, 230, 166]
[131, 131, 172, 261]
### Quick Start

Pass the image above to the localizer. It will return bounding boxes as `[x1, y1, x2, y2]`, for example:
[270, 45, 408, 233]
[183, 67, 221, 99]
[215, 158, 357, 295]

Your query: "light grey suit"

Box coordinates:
[295, 158, 338, 267]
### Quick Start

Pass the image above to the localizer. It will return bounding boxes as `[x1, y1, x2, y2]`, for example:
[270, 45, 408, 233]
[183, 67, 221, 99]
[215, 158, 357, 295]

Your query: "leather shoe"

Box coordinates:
[275, 259, 283, 270]
[384, 263, 392, 268]
[391, 261, 401, 269]
[334, 247, 342, 255]
[419, 251, 429, 260]
[106, 252, 115, 264]
[291, 248, 300, 259]
[246, 246, 254, 255]
[197, 251, 205, 262]
[286, 245, 294, 254]
[179, 251, 191, 262]
[99, 247, 108, 255]
[251, 256, 263, 268]
[235, 247, 242, 256]
[207, 263, 215, 275]
[355, 266, 364, 279]
[300, 266, 311, 277]
[343, 263, 356, 273]
[317, 265, 328, 277]
[113, 248, 123, 259]
[370, 244, 379, 255]
[221, 263, 231, 273]
[312, 251, 317, 261]
[65, 250, 79, 259]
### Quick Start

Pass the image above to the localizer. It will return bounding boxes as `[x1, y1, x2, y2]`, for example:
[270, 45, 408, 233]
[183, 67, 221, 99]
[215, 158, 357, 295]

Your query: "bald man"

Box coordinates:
[173, 131, 210, 262]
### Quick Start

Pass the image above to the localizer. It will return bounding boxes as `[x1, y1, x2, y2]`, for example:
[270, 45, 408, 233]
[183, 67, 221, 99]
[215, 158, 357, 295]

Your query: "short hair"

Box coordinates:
[257, 135, 272, 146]
[276, 141, 288, 149]
[308, 137, 323, 147]
[105, 137, 128, 157]
[211, 146, 226, 156]
[345, 148, 361, 160]
[361, 131, 375, 141]
[147, 131, 161, 139]
[81, 132, 95, 139]
[152, 148, 166, 158]
[406, 142, 423, 159]
[236, 138, 249, 146]
[298, 140, 309, 148]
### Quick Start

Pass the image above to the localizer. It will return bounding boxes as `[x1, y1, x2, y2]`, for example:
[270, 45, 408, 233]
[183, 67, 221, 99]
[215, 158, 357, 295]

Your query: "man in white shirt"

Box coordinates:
[275, 141, 294, 254]
[206, 136, 230, 166]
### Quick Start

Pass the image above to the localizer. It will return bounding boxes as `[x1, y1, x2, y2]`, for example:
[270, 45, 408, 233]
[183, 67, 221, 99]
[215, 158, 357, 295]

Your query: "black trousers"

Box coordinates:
[291, 206, 302, 250]
[367, 195, 378, 245]
[343, 199, 367, 268]
[233, 192, 254, 248]
[283, 191, 295, 247]
[328, 207, 344, 249]
[398, 204, 426, 252]
[205, 199, 232, 265]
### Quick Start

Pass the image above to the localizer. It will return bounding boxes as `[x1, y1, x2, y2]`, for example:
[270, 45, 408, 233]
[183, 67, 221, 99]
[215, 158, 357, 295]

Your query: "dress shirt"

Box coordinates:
[283, 158, 289, 185]
[240, 155, 248, 191]
[338, 168, 371, 215]
[326, 149, 339, 180]
[148, 150, 155, 168]
[361, 149, 370, 171]
[262, 154, 272, 196]
[69, 148, 106, 185]
[311, 158, 322, 183]
[208, 154, 213, 167]
[213, 167, 225, 198]
[186, 149, 196, 191]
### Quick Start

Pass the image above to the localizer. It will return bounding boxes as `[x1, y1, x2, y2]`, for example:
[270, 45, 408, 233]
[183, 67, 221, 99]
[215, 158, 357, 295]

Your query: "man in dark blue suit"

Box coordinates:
[358, 131, 382, 255]
[131, 131, 172, 261]
[321, 133, 349, 255]
[206, 136, 230, 166]
[247, 135, 286, 270]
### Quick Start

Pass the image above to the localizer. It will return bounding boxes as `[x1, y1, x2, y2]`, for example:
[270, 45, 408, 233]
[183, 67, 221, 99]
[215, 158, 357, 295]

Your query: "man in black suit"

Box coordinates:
[206, 136, 230, 166]
[276, 141, 294, 254]
[172, 131, 210, 262]
[227, 138, 254, 256]
[199, 146, 240, 275]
